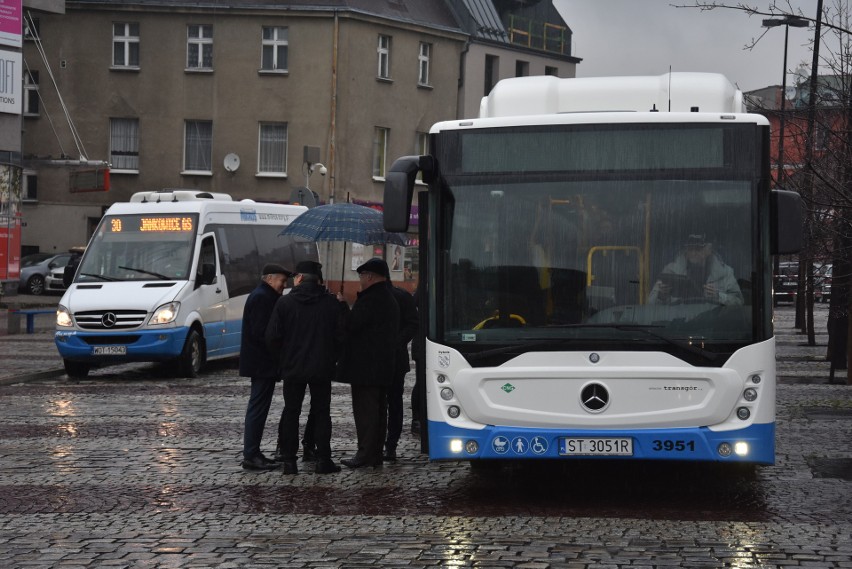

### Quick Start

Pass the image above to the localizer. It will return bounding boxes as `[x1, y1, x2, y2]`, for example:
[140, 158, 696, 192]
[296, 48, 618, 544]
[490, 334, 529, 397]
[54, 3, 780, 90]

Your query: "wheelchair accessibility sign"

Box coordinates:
[530, 436, 548, 455]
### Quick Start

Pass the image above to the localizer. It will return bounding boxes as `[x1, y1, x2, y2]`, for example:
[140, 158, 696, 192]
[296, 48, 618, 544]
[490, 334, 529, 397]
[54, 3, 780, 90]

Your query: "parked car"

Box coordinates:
[18, 252, 73, 295]
[44, 247, 85, 293]
[773, 261, 798, 305]
[815, 263, 832, 303]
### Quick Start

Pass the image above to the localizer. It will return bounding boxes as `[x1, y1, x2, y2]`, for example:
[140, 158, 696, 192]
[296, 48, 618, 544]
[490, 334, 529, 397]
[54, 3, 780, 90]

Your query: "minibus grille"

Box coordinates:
[82, 335, 141, 345]
[74, 310, 148, 330]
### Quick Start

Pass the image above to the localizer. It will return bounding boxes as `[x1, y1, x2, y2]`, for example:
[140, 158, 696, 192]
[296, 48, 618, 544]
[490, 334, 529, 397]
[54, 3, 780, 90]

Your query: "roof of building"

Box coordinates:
[69, 0, 462, 33]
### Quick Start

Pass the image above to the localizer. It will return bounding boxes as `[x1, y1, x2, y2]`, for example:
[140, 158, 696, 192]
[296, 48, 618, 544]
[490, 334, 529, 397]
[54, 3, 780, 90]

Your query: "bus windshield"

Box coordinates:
[438, 128, 761, 360]
[77, 214, 198, 282]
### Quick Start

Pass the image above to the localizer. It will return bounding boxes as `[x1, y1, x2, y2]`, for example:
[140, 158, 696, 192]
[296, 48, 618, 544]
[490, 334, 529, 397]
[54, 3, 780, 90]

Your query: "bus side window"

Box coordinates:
[196, 236, 218, 288]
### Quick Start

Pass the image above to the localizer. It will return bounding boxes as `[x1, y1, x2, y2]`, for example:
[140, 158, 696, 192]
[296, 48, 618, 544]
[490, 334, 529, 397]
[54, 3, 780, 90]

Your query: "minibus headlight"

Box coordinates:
[56, 305, 72, 327]
[150, 302, 179, 325]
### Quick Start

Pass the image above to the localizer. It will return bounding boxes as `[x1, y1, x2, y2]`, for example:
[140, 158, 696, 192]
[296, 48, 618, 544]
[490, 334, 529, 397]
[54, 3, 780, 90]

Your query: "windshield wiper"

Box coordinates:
[118, 266, 171, 280]
[79, 273, 118, 281]
[602, 324, 720, 364]
[463, 324, 719, 364]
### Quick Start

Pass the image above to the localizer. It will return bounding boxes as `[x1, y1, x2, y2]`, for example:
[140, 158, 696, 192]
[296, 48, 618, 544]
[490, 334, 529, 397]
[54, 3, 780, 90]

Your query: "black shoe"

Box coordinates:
[341, 456, 382, 469]
[242, 454, 280, 471]
[410, 420, 421, 434]
[302, 446, 317, 462]
[383, 447, 397, 462]
[315, 459, 342, 474]
[280, 460, 298, 475]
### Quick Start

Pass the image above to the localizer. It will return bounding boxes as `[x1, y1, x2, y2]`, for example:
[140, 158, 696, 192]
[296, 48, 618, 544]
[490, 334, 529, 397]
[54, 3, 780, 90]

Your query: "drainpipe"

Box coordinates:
[328, 10, 339, 204]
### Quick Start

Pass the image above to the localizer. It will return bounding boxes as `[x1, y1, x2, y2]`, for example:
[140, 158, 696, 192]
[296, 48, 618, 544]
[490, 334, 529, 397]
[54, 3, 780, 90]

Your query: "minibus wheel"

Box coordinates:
[178, 329, 205, 378]
[63, 359, 90, 379]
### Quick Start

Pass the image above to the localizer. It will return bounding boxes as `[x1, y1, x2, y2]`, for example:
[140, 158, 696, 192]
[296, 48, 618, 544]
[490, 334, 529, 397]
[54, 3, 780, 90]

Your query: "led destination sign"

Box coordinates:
[107, 215, 195, 233]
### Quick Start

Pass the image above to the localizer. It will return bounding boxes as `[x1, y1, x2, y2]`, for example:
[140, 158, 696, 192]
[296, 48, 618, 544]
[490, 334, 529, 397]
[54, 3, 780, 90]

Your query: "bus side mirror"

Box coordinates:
[384, 155, 433, 233]
[770, 189, 803, 255]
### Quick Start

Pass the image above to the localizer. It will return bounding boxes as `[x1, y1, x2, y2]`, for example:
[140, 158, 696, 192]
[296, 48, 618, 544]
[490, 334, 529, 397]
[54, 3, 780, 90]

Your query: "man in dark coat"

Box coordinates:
[338, 257, 400, 468]
[240, 263, 292, 471]
[384, 274, 418, 462]
[265, 260, 348, 474]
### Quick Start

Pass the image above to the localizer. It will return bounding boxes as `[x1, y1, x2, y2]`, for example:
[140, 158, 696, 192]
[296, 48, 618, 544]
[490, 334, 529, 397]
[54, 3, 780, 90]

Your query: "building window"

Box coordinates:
[372, 127, 389, 179]
[418, 42, 431, 86]
[515, 60, 529, 77]
[23, 71, 39, 116]
[377, 35, 391, 79]
[184, 120, 213, 173]
[261, 26, 288, 72]
[415, 131, 428, 183]
[110, 118, 139, 172]
[545, 66, 558, 76]
[187, 25, 213, 70]
[258, 123, 288, 174]
[113, 22, 140, 68]
[22, 171, 37, 202]
[484, 54, 498, 96]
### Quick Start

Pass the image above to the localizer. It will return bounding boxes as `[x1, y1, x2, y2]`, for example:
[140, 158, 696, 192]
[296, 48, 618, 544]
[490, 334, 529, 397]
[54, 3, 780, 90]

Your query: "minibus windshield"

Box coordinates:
[77, 214, 198, 282]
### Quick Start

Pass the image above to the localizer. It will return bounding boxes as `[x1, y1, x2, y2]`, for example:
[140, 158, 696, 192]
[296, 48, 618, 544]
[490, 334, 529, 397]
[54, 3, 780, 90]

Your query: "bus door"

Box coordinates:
[192, 233, 227, 356]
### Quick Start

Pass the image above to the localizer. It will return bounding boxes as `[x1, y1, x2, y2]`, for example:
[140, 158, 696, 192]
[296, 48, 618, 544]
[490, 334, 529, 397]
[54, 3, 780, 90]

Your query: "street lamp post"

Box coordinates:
[762, 15, 809, 187]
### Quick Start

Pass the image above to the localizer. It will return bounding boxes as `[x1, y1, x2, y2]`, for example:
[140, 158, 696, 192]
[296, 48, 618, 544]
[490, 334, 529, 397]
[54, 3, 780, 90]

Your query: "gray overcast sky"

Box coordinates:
[553, 0, 817, 93]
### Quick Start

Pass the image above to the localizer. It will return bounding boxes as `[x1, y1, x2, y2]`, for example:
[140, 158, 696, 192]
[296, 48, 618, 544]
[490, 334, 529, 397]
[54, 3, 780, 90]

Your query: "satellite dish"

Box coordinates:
[223, 153, 241, 172]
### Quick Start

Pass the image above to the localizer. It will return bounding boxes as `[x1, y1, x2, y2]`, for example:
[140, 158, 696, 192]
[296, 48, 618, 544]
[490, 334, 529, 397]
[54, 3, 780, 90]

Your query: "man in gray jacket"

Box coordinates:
[648, 233, 743, 306]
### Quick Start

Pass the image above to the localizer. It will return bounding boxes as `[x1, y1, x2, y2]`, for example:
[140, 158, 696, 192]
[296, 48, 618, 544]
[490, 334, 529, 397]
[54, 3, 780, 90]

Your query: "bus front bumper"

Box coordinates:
[427, 421, 775, 464]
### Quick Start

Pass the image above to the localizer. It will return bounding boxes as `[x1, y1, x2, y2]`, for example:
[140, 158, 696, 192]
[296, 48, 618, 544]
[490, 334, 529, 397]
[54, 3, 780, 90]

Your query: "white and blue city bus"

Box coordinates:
[55, 190, 317, 378]
[384, 73, 802, 465]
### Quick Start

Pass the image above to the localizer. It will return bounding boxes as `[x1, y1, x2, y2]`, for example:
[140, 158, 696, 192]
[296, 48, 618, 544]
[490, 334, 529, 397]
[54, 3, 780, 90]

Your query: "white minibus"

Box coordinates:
[55, 190, 316, 378]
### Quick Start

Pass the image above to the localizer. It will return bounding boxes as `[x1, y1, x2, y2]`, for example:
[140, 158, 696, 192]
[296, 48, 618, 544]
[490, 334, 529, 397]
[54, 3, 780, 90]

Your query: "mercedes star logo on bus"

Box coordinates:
[101, 312, 117, 328]
[580, 383, 609, 413]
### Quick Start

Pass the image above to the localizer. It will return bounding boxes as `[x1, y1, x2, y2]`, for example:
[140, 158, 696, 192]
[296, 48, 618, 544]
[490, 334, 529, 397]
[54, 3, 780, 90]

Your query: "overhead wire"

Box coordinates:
[24, 10, 90, 161]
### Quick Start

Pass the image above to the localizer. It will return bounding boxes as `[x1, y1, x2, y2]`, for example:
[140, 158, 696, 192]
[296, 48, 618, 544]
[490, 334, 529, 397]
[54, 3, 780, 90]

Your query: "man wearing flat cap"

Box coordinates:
[266, 260, 348, 474]
[337, 257, 400, 468]
[240, 263, 293, 471]
[649, 233, 743, 306]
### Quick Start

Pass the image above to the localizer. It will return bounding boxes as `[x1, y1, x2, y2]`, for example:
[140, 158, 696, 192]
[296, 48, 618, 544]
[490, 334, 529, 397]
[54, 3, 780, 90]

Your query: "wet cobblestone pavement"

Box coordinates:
[0, 304, 849, 567]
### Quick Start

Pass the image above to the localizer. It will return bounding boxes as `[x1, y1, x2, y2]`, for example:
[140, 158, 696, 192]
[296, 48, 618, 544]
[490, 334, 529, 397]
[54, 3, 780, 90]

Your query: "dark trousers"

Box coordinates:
[279, 380, 332, 461]
[351, 384, 387, 463]
[243, 377, 276, 459]
[385, 369, 406, 450]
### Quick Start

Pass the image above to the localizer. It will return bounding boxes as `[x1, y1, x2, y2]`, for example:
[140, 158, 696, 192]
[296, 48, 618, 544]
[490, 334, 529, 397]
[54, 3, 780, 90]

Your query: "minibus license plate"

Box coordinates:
[92, 346, 126, 356]
[560, 437, 633, 456]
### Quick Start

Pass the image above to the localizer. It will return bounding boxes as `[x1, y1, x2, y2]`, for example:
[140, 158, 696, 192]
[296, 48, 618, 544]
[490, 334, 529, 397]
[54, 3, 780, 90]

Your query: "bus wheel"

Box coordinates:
[63, 359, 90, 379]
[178, 329, 205, 378]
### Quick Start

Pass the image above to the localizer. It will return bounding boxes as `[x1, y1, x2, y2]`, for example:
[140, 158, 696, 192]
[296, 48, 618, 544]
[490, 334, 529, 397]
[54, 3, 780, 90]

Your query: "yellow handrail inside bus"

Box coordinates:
[586, 246, 646, 303]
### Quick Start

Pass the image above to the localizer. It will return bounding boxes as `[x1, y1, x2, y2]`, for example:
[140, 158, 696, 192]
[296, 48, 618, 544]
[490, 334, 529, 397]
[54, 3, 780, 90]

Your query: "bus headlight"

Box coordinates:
[447, 405, 461, 418]
[734, 442, 749, 456]
[440, 387, 454, 401]
[449, 439, 464, 453]
[56, 305, 73, 327]
[743, 388, 758, 402]
[150, 302, 179, 325]
[737, 407, 751, 420]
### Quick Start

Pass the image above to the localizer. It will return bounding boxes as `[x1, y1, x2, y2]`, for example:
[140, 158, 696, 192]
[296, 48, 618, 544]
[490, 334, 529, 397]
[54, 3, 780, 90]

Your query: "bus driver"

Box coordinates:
[648, 233, 743, 306]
